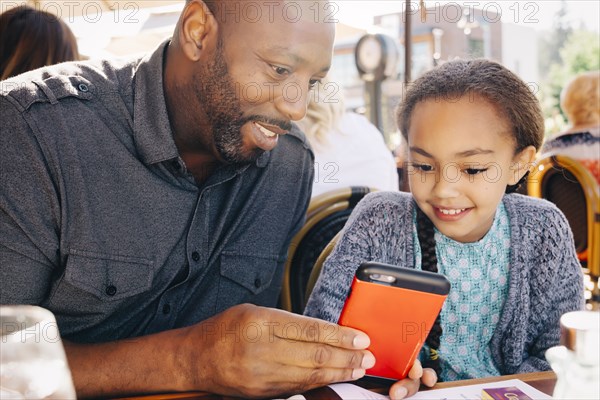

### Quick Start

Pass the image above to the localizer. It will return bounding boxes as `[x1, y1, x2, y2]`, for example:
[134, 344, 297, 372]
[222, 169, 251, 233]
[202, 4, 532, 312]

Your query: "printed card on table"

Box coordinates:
[482, 386, 533, 400]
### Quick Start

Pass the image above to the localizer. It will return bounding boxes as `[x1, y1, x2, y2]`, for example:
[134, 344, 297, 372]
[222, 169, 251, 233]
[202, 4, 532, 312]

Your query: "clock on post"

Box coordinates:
[354, 33, 399, 131]
[355, 33, 398, 82]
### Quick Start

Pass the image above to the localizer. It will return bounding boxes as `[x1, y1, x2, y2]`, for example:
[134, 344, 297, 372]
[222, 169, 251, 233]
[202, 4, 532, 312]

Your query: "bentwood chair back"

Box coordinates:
[527, 155, 599, 281]
[304, 231, 342, 303]
[280, 187, 375, 314]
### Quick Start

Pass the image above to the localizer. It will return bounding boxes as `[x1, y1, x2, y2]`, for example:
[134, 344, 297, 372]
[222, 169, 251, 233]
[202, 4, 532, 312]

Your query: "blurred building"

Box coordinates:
[3, 1, 537, 147]
[330, 4, 538, 148]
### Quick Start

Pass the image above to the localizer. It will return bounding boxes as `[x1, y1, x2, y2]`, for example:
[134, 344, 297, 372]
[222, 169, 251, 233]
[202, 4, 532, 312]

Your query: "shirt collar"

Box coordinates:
[133, 39, 179, 165]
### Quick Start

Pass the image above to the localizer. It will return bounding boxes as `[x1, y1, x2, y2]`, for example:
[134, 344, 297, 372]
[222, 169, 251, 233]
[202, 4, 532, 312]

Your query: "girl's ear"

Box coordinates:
[509, 145, 537, 185]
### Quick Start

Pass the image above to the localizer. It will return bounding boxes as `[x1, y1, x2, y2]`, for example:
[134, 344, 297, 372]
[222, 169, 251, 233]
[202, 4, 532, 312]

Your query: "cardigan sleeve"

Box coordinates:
[515, 205, 585, 373]
[304, 192, 414, 322]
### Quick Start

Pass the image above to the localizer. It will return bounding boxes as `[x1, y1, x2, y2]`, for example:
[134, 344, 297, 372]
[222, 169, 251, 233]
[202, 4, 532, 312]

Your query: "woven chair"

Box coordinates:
[527, 155, 599, 304]
[280, 187, 375, 313]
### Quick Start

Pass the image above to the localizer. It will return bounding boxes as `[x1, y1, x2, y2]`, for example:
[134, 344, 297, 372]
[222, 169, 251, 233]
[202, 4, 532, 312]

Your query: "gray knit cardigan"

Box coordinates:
[304, 192, 585, 375]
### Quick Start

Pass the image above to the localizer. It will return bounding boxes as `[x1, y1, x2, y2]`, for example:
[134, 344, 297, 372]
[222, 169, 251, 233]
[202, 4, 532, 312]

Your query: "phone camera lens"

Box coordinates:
[370, 274, 396, 284]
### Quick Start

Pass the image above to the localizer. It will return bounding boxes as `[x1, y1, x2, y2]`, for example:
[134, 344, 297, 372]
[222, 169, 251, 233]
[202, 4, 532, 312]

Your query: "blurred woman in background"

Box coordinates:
[297, 80, 399, 197]
[542, 71, 600, 183]
[0, 5, 80, 80]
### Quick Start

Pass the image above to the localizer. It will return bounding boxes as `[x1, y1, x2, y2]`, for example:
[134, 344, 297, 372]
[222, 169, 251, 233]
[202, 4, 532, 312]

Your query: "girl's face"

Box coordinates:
[407, 95, 535, 243]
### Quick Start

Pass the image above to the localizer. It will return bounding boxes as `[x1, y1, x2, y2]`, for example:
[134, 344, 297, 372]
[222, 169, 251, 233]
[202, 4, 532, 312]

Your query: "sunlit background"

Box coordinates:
[5, 0, 599, 147]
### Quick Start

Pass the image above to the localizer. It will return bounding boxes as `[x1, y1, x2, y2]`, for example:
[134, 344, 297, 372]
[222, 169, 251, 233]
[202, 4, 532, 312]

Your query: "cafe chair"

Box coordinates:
[280, 186, 375, 314]
[527, 155, 599, 303]
[304, 231, 341, 303]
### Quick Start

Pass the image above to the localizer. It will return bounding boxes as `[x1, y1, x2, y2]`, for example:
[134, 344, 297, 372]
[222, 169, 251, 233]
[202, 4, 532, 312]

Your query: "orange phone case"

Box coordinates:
[338, 262, 450, 381]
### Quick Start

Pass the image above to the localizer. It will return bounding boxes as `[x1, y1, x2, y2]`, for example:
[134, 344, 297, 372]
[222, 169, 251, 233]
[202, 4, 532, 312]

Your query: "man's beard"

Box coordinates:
[195, 38, 263, 164]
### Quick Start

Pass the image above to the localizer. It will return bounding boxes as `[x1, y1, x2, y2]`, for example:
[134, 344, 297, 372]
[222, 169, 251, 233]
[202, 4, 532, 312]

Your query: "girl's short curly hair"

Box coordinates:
[397, 59, 545, 153]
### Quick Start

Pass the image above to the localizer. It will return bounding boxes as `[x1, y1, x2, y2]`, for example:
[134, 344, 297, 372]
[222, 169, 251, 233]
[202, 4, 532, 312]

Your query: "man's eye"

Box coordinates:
[271, 65, 289, 75]
[464, 168, 488, 175]
[413, 163, 434, 172]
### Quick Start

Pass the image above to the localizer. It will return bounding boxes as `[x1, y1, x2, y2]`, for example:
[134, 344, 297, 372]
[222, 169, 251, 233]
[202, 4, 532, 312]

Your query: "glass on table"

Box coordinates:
[1, 305, 76, 399]
[546, 310, 600, 400]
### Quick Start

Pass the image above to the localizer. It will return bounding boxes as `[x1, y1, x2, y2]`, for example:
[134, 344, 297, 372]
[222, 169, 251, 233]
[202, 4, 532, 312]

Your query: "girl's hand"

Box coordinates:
[388, 360, 437, 399]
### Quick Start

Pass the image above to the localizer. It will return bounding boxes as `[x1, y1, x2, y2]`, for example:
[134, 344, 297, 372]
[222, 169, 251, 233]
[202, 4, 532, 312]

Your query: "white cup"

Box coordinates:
[1, 305, 77, 399]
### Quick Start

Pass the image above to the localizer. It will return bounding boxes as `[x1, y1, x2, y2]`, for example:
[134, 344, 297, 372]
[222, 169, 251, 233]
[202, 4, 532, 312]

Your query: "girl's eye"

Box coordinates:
[271, 65, 289, 76]
[308, 79, 320, 89]
[413, 163, 434, 172]
[464, 168, 488, 175]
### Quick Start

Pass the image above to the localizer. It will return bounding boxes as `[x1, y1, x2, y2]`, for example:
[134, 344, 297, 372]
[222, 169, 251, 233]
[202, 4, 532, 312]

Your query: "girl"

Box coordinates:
[304, 59, 584, 396]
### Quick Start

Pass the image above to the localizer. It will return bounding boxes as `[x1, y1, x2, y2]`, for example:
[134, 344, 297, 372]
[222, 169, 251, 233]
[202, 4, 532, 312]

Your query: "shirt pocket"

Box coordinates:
[217, 252, 279, 310]
[63, 248, 154, 301]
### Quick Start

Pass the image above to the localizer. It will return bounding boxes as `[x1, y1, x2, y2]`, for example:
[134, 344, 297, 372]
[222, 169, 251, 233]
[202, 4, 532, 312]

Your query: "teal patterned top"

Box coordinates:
[414, 203, 510, 381]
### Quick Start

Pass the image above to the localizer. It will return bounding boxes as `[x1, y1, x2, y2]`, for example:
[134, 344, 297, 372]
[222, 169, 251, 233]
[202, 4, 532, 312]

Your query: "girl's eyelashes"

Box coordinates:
[410, 163, 489, 176]
[308, 79, 321, 89]
[464, 167, 488, 175]
[412, 163, 435, 172]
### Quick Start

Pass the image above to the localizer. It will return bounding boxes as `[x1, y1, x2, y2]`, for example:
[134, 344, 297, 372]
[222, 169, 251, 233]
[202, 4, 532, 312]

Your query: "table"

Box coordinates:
[116, 371, 556, 400]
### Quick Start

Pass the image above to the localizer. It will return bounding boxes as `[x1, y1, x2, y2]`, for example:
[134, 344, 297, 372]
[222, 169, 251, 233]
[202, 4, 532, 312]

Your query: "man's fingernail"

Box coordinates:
[351, 368, 366, 379]
[353, 334, 370, 348]
[361, 353, 376, 369]
[393, 386, 408, 399]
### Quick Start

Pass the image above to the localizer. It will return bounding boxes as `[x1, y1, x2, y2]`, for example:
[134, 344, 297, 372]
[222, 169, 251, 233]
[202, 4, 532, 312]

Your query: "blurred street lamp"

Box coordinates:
[456, 7, 492, 59]
[432, 28, 444, 66]
[457, 8, 479, 35]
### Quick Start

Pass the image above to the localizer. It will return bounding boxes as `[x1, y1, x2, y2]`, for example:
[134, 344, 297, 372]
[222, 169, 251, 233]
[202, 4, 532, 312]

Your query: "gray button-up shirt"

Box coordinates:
[0, 41, 314, 343]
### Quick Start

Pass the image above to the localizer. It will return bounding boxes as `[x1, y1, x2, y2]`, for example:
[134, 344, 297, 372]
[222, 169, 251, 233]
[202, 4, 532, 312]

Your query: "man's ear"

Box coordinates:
[509, 145, 537, 185]
[178, 1, 216, 61]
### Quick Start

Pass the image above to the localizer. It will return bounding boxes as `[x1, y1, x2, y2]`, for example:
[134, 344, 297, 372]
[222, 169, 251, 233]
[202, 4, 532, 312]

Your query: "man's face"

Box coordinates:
[193, 1, 335, 164]
[193, 36, 267, 164]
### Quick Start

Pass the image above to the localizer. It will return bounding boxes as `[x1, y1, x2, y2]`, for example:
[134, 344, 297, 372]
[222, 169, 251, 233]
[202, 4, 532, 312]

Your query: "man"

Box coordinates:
[0, 1, 434, 398]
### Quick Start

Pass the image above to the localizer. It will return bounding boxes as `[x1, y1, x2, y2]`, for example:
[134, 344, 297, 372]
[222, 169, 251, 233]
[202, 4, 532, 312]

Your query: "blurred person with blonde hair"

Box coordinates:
[297, 80, 399, 197]
[0, 5, 80, 80]
[542, 71, 600, 183]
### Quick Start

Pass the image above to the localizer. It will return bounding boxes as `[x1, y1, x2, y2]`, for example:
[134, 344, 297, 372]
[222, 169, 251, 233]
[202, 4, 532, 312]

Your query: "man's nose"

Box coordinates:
[275, 82, 309, 121]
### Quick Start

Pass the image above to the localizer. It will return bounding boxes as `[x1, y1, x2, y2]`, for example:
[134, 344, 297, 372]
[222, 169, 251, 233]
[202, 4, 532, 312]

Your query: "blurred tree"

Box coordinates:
[538, 0, 572, 80]
[560, 30, 600, 73]
[544, 30, 600, 127]
[538, 1, 599, 135]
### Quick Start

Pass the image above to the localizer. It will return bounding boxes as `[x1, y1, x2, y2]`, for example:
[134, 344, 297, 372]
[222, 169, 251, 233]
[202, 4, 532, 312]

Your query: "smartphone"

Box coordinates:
[338, 262, 450, 381]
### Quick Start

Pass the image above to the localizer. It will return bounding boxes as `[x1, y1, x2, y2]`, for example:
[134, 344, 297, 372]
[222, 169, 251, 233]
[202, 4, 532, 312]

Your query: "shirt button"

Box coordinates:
[254, 278, 262, 288]
[191, 251, 200, 262]
[162, 304, 171, 314]
[105, 285, 117, 296]
[78, 83, 89, 92]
